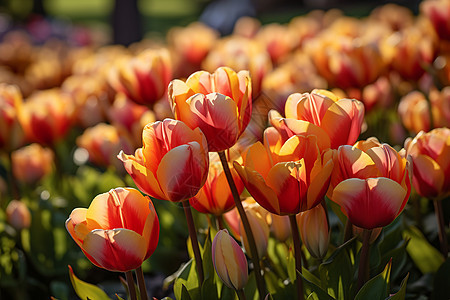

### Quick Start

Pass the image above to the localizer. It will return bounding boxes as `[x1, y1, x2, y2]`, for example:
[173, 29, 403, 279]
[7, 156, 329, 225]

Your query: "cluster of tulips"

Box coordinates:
[1, 1, 450, 299]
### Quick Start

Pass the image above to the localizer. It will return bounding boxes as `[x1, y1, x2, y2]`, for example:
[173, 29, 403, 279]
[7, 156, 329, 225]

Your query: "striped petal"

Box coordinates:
[337, 145, 380, 179]
[411, 154, 444, 197]
[118, 150, 166, 200]
[331, 178, 407, 229]
[157, 142, 207, 202]
[186, 93, 240, 151]
[82, 229, 147, 272]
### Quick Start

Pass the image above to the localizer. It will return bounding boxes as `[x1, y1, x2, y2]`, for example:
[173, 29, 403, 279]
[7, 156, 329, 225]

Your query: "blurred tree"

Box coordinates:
[112, 0, 142, 45]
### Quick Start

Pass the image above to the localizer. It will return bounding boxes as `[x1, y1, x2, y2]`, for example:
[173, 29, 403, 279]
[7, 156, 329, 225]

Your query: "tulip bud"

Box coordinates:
[270, 214, 290, 243]
[239, 206, 270, 259]
[212, 229, 248, 291]
[297, 204, 330, 259]
[6, 200, 31, 231]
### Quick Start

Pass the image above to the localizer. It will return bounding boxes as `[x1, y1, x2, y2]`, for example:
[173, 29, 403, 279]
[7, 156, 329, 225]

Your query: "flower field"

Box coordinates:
[0, 1, 449, 300]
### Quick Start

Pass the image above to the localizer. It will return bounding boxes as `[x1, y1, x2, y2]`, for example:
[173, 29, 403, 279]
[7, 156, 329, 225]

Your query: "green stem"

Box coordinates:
[6, 151, 20, 199]
[125, 271, 137, 300]
[289, 215, 304, 300]
[357, 229, 372, 291]
[218, 151, 266, 300]
[217, 214, 225, 230]
[433, 199, 448, 258]
[236, 289, 247, 300]
[136, 266, 148, 300]
[182, 200, 204, 285]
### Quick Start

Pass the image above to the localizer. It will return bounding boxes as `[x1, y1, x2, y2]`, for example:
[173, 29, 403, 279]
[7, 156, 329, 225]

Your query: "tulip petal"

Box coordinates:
[337, 145, 380, 179]
[307, 158, 333, 209]
[118, 150, 166, 200]
[265, 161, 308, 214]
[233, 161, 280, 214]
[412, 154, 444, 197]
[244, 141, 272, 179]
[157, 142, 207, 202]
[332, 178, 407, 229]
[83, 229, 147, 272]
[186, 93, 240, 151]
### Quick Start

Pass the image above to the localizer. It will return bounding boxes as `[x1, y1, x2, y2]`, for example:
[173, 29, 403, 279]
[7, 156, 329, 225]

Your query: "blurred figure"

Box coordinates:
[112, 0, 142, 46]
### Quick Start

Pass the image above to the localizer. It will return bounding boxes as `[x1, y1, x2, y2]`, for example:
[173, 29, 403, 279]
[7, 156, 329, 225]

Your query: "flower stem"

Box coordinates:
[217, 214, 225, 230]
[343, 218, 353, 244]
[289, 215, 304, 300]
[136, 266, 148, 300]
[357, 229, 372, 291]
[125, 271, 138, 300]
[433, 199, 448, 258]
[182, 200, 204, 285]
[218, 150, 266, 300]
[236, 289, 247, 300]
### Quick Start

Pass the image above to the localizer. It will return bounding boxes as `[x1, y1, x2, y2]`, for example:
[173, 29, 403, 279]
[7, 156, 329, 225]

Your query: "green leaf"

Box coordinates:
[181, 284, 193, 300]
[115, 295, 125, 300]
[319, 237, 355, 299]
[173, 259, 200, 300]
[287, 248, 296, 283]
[432, 257, 450, 300]
[354, 260, 391, 300]
[201, 277, 219, 300]
[202, 229, 214, 281]
[68, 265, 110, 300]
[402, 226, 444, 274]
[299, 270, 335, 300]
[387, 273, 409, 300]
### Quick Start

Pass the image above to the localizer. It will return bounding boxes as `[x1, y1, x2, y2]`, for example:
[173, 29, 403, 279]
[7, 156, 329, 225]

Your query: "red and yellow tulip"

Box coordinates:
[65, 187, 159, 272]
[118, 119, 209, 202]
[12, 143, 54, 185]
[168, 67, 252, 151]
[297, 204, 329, 259]
[189, 152, 243, 216]
[405, 127, 450, 198]
[329, 138, 412, 229]
[234, 130, 334, 216]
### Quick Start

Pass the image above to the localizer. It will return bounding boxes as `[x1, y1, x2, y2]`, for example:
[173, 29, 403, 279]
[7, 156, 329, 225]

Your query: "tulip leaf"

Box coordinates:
[181, 284, 192, 300]
[68, 265, 110, 300]
[386, 273, 409, 300]
[402, 226, 444, 274]
[173, 259, 200, 300]
[299, 269, 335, 300]
[244, 271, 259, 300]
[354, 260, 391, 300]
[287, 247, 296, 283]
[319, 236, 355, 300]
[202, 229, 214, 281]
[432, 257, 450, 300]
[201, 277, 219, 300]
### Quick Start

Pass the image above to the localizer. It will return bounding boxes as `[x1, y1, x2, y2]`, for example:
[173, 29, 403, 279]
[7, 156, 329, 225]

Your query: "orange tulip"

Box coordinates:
[12, 143, 54, 185]
[234, 130, 334, 216]
[66, 187, 159, 272]
[118, 119, 209, 202]
[77, 123, 134, 170]
[189, 152, 243, 216]
[212, 229, 248, 291]
[297, 204, 329, 259]
[329, 138, 412, 229]
[17, 89, 74, 145]
[280, 89, 365, 149]
[168, 67, 252, 151]
[108, 48, 172, 107]
[0, 84, 24, 152]
[405, 127, 450, 198]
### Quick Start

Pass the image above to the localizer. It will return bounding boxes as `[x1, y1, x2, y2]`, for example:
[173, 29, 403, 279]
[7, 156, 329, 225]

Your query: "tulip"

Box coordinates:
[281, 89, 365, 149]
[404, 127, 450, 198]
[6, 200, 31, 231]
[17, 89, 74, 145]
[189, 152, 243, 216]
[297, 204, 330, 259]
[405, 127, 450, 256]
[270, 214, 291, 243]
[239, 204, 270, 258]
[202, 37, 272, 97]
[77, 123, 134, 170]
[12, 143, 54, 185]
[118, 119, 209, 202]
[421, 0, 450, 41]
[234, 131, 334, 216]
[0, 84, 24, 152]
[107, 94, 156, 148]
[256, 23, 297, 65]
[329, 138, 412, 230]
[65, 187, 159, 272]
[108, 48, 172, 107]
[212, 229, 248, 291]
[168, 67, 252, 152]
